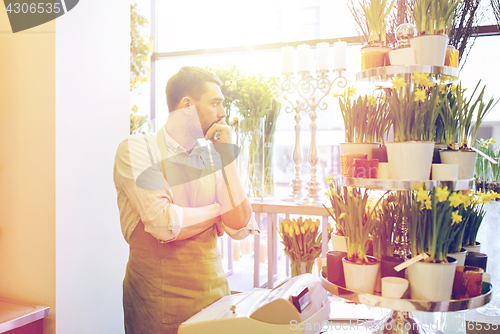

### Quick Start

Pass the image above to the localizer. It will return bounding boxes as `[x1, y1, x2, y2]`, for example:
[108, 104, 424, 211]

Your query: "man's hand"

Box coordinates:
[215, 221, 224, 237]
[205, 118, 232, 144]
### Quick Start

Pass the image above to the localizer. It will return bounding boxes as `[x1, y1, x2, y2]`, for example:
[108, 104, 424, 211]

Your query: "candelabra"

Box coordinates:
[281, 70, 347, 205]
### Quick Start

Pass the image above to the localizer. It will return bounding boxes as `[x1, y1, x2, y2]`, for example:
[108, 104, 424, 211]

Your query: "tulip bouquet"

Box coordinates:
[279, 217, 332, 276]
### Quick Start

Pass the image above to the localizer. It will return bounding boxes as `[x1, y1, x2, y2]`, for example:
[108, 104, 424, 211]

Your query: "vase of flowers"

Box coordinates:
[279, 217, 332, 277]
[386, 73, 440, 180]
[324, 176, 347, 252]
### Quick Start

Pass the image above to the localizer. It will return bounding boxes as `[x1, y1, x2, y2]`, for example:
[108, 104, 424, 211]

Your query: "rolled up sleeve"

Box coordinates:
[114, 135, 184, 242]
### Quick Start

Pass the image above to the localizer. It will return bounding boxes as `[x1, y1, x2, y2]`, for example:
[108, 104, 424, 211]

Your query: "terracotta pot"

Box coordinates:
[453, 265, 483, 299]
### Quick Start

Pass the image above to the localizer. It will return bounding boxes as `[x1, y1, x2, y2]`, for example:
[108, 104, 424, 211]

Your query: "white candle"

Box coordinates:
[316, 42, 329, 71]
[334, 41, 347, 71]
[281, 45, 294, 74]
[297, 44, 311, 72]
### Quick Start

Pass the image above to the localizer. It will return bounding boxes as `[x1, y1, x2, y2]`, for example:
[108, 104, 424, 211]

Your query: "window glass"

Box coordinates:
[156, 0, 357, 53]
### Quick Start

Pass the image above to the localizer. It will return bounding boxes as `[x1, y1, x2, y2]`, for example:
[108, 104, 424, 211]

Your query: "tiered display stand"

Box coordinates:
[321, 65, 493, 334]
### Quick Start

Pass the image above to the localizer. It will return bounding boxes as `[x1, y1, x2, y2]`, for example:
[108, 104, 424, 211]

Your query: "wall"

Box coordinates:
[0, 9, 56, 334]
[0, 0, 129, 333]
[55, 0, 129, 333]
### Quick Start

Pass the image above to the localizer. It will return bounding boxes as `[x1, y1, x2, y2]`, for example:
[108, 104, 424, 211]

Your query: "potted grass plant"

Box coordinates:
[358, 0, 395, 69]
[406, 186, 465, 300]
[461, 190, 500, 252]
[440, 81, 497, 180]
[409, 0, 460, 66]
[324, 176, 347, 252]
[324, 181, 385, 293]
[475, 138, 500, 193]
[386, 73, 441, 180]
[336, 87, 390, 177]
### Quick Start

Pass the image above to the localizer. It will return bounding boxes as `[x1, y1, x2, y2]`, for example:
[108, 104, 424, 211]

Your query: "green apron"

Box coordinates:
[123, 130, 230, 334]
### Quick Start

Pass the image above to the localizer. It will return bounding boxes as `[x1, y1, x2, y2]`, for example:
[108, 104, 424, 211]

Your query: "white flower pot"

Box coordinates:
[431, 163, 459, 181]
[440, 150, 478, 180]
[342, 256, 380, 294]
[388, 47, 415, 66]
[386, 141, 434, 180]
[407, 257, 457, 301]
[339, 143, 380, 160]
[448, 248, 467, 266]
[331, 234, 347, 252]
[410, 34, 449, 66]
[463, 242, 481, 253]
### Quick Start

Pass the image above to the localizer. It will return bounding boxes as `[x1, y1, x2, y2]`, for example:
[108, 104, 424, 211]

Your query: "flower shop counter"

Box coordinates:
[0, 298, 49, 334]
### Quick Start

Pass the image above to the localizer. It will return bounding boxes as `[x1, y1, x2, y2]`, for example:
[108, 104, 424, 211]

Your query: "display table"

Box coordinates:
[0, 298, 49, 334]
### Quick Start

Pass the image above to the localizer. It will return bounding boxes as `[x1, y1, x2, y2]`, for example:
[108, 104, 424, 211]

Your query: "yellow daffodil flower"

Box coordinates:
[451, 211, 463, 225]
[436, 186, 450, 203]
[416, 187, 429, 203]
[448, 192, 464, 208]
[325, 174, 334, 183]
[424, 199, 432, 210]
[411, 72, 431, 86]
[414, 89, 426, 102]
[346, 86, 356, 98]
[391, 76, 406, 90]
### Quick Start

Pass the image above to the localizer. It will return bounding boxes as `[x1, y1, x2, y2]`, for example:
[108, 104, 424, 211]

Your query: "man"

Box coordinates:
[113, 66, 258, 333]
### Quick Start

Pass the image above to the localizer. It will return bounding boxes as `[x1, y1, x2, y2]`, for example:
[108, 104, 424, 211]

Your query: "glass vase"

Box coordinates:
[238, 117, 264, 199]
[290, 259, 314, 277]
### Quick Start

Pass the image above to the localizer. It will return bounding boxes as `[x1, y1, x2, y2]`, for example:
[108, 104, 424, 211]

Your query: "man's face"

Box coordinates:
[191, 82, 226, 135]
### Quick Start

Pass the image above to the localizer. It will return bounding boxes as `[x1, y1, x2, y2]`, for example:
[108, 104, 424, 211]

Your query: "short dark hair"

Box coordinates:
[165, 66, 221, 112]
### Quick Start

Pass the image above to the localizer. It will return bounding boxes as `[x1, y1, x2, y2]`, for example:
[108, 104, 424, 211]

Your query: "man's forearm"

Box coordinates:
[175, 203, 221, 241]
[219, 159, 252, 230]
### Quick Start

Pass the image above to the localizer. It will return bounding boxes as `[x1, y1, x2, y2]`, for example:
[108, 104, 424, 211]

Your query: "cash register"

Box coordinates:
[178, 273, 330, 334]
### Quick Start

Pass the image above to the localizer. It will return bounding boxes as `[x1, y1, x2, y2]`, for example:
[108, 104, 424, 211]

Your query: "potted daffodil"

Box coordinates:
[386, 72, 441, 180]
[409, 0, 460, 66]
[439, 81, 497, 180]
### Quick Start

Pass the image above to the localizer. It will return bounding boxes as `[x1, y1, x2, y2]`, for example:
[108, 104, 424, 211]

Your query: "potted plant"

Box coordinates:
[336, 87, 390, 177]
[279, 217, 332, 277]
[406, 186, 464, 300]
[461, 190, 500, 252]
[409, 0, 459, 66]
[357, 0, 395, 69]
[440, 81, 497, 180]
[324, 176, 348, 252]
[325, 182, 384, 293]
[475, 138, 500, 192]
[386, 73, 440, 180]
